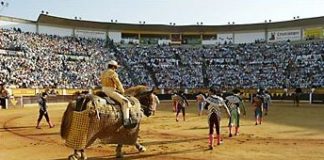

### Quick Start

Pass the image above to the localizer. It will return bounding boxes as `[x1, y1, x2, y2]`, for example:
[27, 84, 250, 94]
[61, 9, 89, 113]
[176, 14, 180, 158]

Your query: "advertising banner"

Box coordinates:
[12, 88, 36, 96]
[268, 30, 301, 42]
[304, 27, 323, 39]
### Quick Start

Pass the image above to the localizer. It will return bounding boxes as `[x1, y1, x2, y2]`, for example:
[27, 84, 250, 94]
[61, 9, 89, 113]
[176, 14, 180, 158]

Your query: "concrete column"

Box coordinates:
[36, 23, 39, 33]
[309, 93, 312, 104]
[72, 27, 76, 37]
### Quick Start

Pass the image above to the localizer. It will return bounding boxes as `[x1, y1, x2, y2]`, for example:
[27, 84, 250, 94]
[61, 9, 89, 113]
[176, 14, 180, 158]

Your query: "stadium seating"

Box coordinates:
[0, 29, 323, 89]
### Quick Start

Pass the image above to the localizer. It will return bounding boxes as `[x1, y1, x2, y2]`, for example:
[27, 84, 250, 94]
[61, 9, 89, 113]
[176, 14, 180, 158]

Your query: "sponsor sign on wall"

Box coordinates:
[268, 30, 301, 42]
[304, 27, 323, 39]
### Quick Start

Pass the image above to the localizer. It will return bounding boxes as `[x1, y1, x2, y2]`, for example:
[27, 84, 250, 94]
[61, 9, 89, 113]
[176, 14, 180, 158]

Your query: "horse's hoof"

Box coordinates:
[68, 155, 79, 160]
[138, 146, 146, 152]
[80, 152, 87, 160]
[116, 152, 124, 158]
[136, 144, 146, 152]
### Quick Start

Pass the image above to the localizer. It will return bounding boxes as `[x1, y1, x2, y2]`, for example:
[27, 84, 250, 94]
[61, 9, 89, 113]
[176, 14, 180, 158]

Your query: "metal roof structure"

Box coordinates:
[35, 14, 324, 34]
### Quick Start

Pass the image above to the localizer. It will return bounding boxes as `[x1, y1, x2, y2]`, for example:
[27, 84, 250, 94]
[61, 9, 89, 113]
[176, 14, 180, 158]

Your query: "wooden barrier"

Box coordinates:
[7, 87, 324, 97]
[12, 88, 36, 96]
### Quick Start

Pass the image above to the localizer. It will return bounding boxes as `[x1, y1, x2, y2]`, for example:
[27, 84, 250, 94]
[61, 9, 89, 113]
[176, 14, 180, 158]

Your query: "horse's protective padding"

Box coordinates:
[65, 110, 91, 150]
[64, 95, 144, 149]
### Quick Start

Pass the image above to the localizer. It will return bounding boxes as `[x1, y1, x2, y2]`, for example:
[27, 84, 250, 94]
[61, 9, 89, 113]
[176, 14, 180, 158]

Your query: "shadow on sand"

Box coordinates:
[53, 146, 208, 160]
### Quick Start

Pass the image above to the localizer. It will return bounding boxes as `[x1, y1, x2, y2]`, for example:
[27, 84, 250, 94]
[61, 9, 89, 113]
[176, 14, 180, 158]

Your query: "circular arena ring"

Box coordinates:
[1, 101, 324, 160]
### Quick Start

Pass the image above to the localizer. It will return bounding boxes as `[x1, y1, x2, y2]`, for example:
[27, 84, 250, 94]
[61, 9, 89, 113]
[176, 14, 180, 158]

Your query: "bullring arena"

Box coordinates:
[1, 99, 324, 160]
[1, 2, 324, 159]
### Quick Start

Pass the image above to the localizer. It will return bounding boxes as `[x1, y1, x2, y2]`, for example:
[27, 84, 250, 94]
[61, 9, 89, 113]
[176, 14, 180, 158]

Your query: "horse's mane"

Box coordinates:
[125, 85, 149, 96]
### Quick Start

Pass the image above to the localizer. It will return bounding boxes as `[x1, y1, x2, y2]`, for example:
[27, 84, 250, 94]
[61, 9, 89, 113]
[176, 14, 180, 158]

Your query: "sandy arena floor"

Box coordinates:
[1, 101, 324, 160]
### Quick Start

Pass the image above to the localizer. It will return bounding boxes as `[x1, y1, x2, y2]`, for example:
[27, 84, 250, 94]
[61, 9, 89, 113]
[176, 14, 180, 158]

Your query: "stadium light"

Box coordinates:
[0, 1, 9, 7]
[0, 1, 9, 13]
[1, 0, 8, 7]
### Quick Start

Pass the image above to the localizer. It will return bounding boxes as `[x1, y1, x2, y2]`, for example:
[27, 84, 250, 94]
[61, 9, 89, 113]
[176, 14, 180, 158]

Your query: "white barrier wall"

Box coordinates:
[268, 29, 301, 42]
[202, 40, 217, 45]
[122, 38, 140, 44]
[234, 32, 265, 44]
[0, 20, 36, 33]
[202, 33, 233, 44]
[108, 31, 122, 42]
[158, 39, 171, 45]
[75, 29, 106, 39]
[38, 25, 73, 37]
[216, 33, 233, 44]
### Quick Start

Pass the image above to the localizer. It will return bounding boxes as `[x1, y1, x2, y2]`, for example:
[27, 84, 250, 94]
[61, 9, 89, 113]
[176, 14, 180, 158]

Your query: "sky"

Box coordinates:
[1, 0, 324, 25]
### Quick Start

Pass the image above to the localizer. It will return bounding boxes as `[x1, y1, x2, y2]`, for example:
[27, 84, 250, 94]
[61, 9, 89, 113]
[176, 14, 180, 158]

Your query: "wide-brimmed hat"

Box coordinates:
[108, 60, 121, 67]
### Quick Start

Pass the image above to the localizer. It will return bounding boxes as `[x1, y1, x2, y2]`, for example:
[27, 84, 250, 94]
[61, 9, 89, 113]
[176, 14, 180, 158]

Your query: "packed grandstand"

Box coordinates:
[0, 14, 324, 90]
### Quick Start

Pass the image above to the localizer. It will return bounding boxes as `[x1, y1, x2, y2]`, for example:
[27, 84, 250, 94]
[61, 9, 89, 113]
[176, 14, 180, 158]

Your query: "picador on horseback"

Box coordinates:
[100, 60, 133, 128]
[60, 59, 156, 159]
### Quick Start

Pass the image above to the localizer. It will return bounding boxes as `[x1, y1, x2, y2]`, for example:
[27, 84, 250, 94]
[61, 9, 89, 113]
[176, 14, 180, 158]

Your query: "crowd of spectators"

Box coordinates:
[0, 28, 323, 89]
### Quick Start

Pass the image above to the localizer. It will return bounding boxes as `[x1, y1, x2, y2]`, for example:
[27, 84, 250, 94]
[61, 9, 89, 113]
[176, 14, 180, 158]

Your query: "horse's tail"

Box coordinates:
[60, 101, 76, 139]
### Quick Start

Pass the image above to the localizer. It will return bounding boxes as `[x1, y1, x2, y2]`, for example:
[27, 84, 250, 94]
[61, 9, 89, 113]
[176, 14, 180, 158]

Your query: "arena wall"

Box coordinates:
[75, 29, 106, 39]
[158, 39, 171, 45]
[0, 18, 36, 32]
[38, 24, 73, 37]
[234, 31, 265, 44]
[108, 31, 122, 42]
[4, 92, 324, 109]
[4, 15, 324, 44]
[216, 33, 234, 44]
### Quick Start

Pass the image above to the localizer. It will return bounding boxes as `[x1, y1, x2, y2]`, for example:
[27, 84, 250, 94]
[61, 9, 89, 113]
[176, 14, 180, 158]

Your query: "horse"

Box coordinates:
[60, 85, 154, 160]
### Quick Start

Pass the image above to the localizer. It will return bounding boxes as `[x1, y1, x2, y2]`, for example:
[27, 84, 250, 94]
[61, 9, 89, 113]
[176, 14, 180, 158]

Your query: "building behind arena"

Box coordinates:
[2, 14, 324, 44]
[0, 14, 324, 107]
